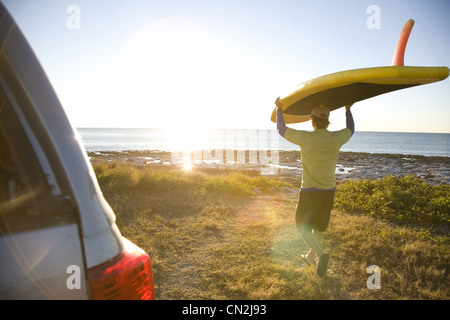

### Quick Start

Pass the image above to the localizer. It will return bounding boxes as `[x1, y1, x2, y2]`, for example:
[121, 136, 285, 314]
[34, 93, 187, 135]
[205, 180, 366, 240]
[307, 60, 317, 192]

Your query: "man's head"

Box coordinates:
[310, 105, 330, 129]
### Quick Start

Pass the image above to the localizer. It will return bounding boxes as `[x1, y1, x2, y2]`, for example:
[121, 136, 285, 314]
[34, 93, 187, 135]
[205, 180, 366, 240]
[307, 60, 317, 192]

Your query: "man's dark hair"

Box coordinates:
[311, 116, 330, 129]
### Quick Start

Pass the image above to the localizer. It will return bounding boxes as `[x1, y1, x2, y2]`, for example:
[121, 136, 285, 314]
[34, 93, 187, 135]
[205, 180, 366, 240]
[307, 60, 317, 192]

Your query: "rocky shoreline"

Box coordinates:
[87, 150, 450, 185]
[335, 152, 450, 185]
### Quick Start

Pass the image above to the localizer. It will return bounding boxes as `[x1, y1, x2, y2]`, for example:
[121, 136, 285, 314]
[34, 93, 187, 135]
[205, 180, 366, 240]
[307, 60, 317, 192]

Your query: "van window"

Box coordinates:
[0, 85, 76, 234]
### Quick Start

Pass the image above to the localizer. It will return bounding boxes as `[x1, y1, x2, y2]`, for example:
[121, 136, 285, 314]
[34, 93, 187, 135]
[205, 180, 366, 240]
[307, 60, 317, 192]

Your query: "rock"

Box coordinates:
[253, 187, 263, 194]
[277, 186, 298, 194]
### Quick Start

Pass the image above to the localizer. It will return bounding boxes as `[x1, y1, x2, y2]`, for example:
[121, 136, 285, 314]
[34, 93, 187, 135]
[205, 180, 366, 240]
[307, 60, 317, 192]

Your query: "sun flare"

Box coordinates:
[108, 17, 283, 129]
[182, 154, 193, 171]
[116, 17, 239, 128]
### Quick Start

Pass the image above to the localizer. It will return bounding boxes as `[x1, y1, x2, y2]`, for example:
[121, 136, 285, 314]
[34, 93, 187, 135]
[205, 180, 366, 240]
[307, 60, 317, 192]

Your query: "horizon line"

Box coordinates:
[75, 127, 450, 135]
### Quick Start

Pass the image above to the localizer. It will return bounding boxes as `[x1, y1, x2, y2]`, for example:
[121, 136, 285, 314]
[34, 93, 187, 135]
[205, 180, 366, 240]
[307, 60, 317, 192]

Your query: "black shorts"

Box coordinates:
[296, 189, 335, 232]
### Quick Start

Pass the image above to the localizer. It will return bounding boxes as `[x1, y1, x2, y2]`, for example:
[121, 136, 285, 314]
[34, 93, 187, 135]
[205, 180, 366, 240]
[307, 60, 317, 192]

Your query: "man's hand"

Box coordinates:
[345, 103, 354, 111]
[275, 97, 282, 110]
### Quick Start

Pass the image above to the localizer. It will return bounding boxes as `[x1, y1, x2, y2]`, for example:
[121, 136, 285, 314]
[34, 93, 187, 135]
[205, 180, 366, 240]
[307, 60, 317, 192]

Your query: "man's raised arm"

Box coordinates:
[275, 98, 287, 137]
[345, 103, 355, 135]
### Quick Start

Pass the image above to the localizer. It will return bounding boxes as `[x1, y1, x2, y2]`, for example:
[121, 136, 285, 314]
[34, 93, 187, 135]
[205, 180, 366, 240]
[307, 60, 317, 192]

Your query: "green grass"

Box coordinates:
[94, 163, 450, 300]
[94, 162, 290, 196]
[335, 175, 450, 229]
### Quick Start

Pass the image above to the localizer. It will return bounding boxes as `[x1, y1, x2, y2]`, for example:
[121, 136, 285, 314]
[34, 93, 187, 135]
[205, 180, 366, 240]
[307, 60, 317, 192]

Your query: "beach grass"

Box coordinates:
[93, 162, 449, 300]
[335, 175, 450, 229]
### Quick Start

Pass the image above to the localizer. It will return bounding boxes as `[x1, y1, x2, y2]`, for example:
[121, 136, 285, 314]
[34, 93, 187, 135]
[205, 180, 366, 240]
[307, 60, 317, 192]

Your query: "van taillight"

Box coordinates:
[87, 238, 155, 300]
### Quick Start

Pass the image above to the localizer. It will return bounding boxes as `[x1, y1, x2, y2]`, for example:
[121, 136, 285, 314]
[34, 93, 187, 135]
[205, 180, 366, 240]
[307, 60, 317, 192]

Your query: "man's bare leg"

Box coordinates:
[299, 227, 323, 262]
[304, 230, 323, 263]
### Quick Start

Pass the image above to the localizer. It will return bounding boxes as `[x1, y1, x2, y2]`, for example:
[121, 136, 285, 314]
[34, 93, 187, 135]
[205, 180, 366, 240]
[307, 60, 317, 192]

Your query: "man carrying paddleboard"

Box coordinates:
[276, 100, 354, 276]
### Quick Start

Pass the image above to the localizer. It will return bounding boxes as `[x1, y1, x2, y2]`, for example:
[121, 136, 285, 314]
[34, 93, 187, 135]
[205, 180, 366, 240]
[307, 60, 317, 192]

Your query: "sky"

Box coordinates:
[2, 0, 450, 133]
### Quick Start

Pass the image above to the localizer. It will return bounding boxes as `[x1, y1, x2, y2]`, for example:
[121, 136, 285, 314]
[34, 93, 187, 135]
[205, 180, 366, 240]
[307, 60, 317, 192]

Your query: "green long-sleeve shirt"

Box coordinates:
[284, 127, 352, 190]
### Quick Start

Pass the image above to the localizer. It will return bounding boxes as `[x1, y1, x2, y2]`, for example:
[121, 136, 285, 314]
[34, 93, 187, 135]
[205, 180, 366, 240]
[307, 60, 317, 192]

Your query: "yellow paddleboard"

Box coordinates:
[271, 19, 449, 124]
[271, 66, 449, 124]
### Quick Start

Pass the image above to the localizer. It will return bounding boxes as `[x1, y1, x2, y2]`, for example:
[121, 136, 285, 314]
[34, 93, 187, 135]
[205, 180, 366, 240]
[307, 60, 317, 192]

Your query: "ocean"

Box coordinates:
[77, 128, 450, 158]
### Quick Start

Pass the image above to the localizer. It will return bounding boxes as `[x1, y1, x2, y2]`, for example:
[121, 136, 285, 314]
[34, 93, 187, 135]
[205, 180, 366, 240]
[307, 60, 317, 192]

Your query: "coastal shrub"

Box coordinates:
[335, 175, 450, 228]
[204, 174, 254, 196]
[93, 162, 141, 192]
[93, 162, 293, 197]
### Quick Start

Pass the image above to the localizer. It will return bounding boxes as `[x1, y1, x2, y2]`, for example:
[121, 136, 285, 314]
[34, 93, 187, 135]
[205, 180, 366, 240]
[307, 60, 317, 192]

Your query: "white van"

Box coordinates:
[0, 3, 155, 299]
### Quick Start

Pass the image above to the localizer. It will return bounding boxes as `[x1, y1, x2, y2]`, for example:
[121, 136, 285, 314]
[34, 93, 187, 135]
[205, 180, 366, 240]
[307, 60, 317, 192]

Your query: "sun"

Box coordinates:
[115, 17, 231, 129]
